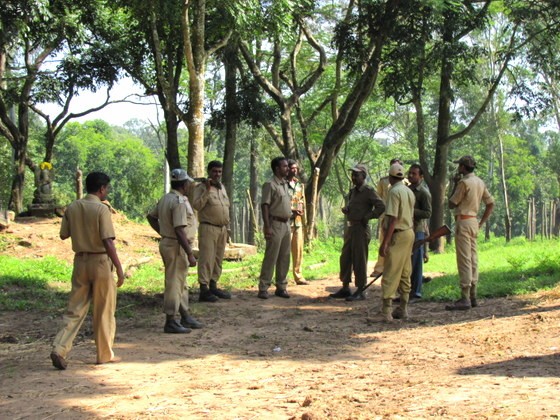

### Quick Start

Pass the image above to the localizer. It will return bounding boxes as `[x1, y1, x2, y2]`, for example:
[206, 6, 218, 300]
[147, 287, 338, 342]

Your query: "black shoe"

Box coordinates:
[50, 352, 67, 370]
[181, 315, 204, 329]
[422, 276, 432, 284]
[445, 298, 471, 311]
[164, 319, 192, 334]
[470, 298, 478, 308]
[211, 287, 232, 299]
[329, 287, 351, 299]
[257, 290, 269, 299]
[199, 289, 219, 302]
[345, 291, 365, 301]
[274, 289, 290, 298]
[410, 295, 422, 301]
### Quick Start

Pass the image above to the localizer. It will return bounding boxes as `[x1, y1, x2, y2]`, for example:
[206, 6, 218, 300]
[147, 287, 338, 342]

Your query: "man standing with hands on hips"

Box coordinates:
[446, 155, 494, 311]
[193, 160, 232, 302]
[147, 168, 203, 333]
[258, 157, 293, 299]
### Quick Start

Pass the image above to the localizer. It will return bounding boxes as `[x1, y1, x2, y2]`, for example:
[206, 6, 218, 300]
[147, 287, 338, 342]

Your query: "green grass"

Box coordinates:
[1, 235, 559, 313]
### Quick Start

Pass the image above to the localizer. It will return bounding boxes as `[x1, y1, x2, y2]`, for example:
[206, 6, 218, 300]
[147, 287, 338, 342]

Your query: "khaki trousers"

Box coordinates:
[52, 254, 116, 364]
[259, 220, 291, 292]
[159, 238, 190, 318]
[455, 218, 479, 288]
[197, 223, 227, 286]
[291, 225, 304, 282]
[381, 229, 414, 300]
[339, 224, 371, 289]
[373, 215, 385, 273]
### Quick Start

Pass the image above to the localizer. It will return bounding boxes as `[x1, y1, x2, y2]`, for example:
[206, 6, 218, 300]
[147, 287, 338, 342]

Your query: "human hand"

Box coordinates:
[341, 206, 349, 214]
[116, 269, 125, 288]
[188, 254, 197, 267]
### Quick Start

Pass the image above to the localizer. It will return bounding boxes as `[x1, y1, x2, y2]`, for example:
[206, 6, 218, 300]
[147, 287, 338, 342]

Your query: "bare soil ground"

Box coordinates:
[1, 217, 560, 419]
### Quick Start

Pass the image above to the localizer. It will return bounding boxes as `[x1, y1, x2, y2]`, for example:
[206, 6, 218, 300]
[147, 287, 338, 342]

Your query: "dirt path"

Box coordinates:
[1, 218, 560, 419]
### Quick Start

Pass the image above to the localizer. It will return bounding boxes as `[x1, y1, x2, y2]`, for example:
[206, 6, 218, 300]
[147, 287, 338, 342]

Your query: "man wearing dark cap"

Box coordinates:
[368, 163, 415, 323]
[147, 168, 204, 333]
[330, 164, 385, 301]
[446, 156, 494, 311]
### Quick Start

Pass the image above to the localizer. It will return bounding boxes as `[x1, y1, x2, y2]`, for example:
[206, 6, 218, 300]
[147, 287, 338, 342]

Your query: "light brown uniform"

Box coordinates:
[373, 176, 391, 273]
[192, 182, 230, 287]
[288, 176, 305, 283]
[449, 173, 494, 288]
[52, 194, 117, 364]
[148, 190, 196, 318]
[381, 181, 415, 302]
[258, 176, 293, 292]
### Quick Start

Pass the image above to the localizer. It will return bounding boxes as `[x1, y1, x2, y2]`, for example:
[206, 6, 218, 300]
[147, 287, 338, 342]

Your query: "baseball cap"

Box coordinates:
[389, 163, 405, 179]
[349, 164, 368, 175]
[170, 168, 194, 182]
[453, 155, 476, 168]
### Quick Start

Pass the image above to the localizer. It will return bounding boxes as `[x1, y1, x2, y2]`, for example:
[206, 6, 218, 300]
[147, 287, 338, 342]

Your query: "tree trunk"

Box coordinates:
[187, 72, 205, 178]
[248, 133, 259, 245]
[223, 40, 238, 240]
[164, 112, 181, 169]
[9, 144, 27, 214]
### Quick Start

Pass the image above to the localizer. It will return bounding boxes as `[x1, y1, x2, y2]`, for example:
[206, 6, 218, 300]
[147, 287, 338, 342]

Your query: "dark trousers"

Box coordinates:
[410, 231, 425, 297]
[339, 224, 371, 289]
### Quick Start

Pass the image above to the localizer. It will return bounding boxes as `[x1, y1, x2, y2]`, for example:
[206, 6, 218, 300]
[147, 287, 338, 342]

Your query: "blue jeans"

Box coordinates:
[410, 231, 425, 297]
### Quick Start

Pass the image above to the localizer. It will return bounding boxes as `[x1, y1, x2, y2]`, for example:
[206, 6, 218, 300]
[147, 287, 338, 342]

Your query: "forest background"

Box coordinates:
[2, 0, 560, 244]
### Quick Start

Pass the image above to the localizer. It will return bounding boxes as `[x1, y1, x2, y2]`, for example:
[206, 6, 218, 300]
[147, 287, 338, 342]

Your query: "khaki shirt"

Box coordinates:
[449, 173, 494, 216]
[376, 176, 391, 201]
[192, 182, 230, 226]
[261, 176, 292, 220]
[384, 181, 415, 231]
[60, 194, 115, 253]
[345, 184, 385, 223]
[288, 177, 305, 227]
[410, 183, 432, 233]
[148, 190, 195, 241]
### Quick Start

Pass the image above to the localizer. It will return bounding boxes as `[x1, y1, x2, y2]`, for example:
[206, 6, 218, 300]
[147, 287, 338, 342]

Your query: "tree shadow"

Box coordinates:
[457, 353, 560, 378]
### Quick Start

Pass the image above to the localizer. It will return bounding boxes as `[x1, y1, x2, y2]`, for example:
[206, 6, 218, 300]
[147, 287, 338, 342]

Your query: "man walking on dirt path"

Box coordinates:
[50, 172, 125, 370]
[408, 164, 431, 300]
[286, 159, 308, 285]
[257, 157, 293, 299]
[446, 156, 494, 311]
[330, 164, 385, 301]
[368, 163, 415, 323]
[370, 158, 402, 278]
[147, 168, 204, 333]
[192, 160, 232, 303]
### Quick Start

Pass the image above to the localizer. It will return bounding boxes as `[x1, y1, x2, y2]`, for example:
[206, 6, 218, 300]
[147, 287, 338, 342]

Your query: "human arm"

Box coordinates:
[479, 202, 494, 228]
[102, 238, 125, 287]
[379, 215, 396, 258]
[175, 226, 197, 266]
[415, 189, 432, 220]
[146, 214, 160, 234]
[192, 182, 210, 212]
[365, 190, 385, 222]
[261, 203, 272, 239]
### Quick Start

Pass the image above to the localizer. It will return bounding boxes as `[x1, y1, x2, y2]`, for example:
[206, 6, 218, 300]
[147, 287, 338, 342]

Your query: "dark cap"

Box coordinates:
[349, 163, 368, 176]
[453, 155, 476, 168]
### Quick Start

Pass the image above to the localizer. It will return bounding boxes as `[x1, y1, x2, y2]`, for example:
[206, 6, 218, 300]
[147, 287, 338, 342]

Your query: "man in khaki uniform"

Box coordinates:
[368, 163, 415, 323]
[51, 172, 125, 370]
[258, 157, 292, 299]
[287, 159, 308, 285]
[147, 168, 203, 333]
[446, 156, 494, 310]
[370, 158, 402, 277]
[330, 164, 385, 301]
[193, 160, 232, 302]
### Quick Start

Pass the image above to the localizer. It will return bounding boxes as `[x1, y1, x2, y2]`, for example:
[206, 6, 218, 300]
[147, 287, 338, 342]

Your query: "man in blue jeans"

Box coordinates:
[408, 164, 431, 300]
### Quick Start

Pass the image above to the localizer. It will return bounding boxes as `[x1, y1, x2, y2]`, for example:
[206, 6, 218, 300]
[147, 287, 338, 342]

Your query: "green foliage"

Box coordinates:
[54, 120, 163, 219]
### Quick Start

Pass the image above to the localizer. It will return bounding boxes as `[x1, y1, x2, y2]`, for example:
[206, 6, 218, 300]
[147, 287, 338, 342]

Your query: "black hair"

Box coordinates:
[171, 180, 188, 190]
[464, 165, 475, 173]
[409, 163, 423, 176]
[207, 160, 223, 172]
[271, 156, 287, 172]
[287, 159, 297, 167]
[390, 158, 402, 165]
[85, 172, 111, 193]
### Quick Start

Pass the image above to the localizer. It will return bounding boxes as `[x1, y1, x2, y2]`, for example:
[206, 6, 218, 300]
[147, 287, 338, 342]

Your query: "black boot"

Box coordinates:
[181, 313, 204, 329]
[164, 316, 191, 334]
[445, 287, 471, 311]
[199, 284, 218, 302]
[345, 290, 366, 301]
[210, 280, 231, 299]
[329, 284, 351, 298]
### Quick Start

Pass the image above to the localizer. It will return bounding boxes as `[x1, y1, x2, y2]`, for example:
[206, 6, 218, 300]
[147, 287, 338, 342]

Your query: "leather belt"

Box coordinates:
[200, 221, 226, 228]
[346, 220, 364, 227]
[75, 251, 106, 256]
[271, 216, 289, 223]
[455, 215, 476, 220]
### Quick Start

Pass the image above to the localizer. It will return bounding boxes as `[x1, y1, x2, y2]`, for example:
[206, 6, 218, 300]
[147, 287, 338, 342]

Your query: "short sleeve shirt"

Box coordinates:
[148, 190, 195, 241]
[60, 194, 115, 253]
[449, 173, 494, 216]
[192, 182, 230, 226]
[288, 177, 305, 226]
[261, 176, 292, 219]
[384, 181, 415, 231]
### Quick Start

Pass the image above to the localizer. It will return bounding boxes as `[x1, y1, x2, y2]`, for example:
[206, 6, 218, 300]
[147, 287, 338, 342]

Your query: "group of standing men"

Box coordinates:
[50, 154, 493, 369]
